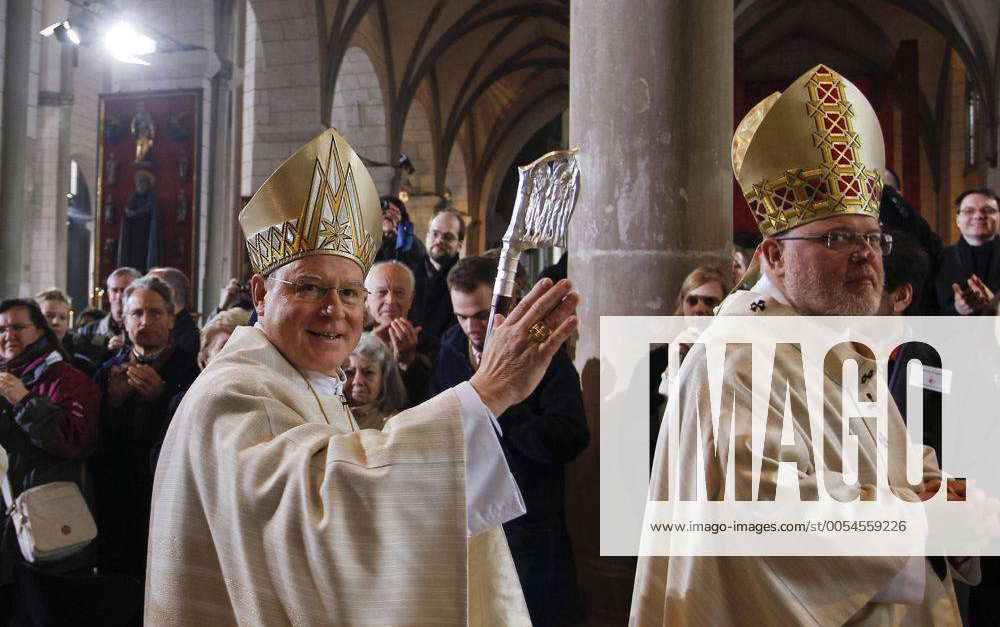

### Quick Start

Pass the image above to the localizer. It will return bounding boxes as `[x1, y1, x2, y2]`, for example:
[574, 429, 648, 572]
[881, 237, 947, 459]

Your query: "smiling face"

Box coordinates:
[956, 192, 1000, 246]
[344, 353, 381, 406]
[252, 255, 366, 375]
[450, 283, 492, 352]
[766, 215, 885, 316]
[365, 263, 414, 325]
[39, 299, 71, 341]
[0, 307, 43, 362]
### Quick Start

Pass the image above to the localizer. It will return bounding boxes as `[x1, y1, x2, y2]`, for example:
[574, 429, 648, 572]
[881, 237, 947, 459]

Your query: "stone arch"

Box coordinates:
[240, 0, 261, 196]
[243, 0, 325, 194]
[399, 98, 437, 239]
[330, 46, 392, 195]
[478, 94, 569, 231]
[444, 141, 470, 254]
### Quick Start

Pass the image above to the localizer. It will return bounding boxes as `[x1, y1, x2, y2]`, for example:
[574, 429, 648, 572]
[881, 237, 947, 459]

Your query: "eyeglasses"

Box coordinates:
[685, 294, 721, 308]
[959, 206, 999, 217]
[270, 277, 369, 308]
[774, 230, 893, 256]
[0, 323, 34, 335]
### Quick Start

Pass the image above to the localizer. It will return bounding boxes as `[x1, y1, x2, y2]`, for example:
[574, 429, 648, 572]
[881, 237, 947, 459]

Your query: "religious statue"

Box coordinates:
[104, 114, 123, 145]
[104, 237, 116, 255]
[168, 112, 190, 140]
[176, 190, 187, 223]
[103, 194, 115, 224]
[105, 153, 118, 185]
[117, 170, 160, 273]
[131, 102, 155, 166]
[178, 156, 190, 181]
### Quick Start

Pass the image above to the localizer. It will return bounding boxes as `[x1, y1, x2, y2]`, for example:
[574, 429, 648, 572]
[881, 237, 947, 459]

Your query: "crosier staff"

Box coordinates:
[485, 148, 580, 346]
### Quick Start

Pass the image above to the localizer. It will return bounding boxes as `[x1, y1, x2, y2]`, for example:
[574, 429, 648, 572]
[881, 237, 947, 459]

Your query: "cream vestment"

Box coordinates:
[145, 326, 530, 626]
[631, 288, 965, 626]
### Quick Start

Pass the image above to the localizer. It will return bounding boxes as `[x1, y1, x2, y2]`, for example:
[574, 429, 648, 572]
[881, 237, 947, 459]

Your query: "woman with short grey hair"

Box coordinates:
[344, 333, 407, 429]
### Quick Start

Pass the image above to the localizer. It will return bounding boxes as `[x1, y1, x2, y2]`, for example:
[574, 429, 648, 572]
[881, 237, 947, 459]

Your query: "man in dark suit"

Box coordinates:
[934, 189, 1000, 315]
[148, 267, 200, 355]
[879, 230, 939, 456]
[410, 210, 465, 340]
[430, 255, 589, 626]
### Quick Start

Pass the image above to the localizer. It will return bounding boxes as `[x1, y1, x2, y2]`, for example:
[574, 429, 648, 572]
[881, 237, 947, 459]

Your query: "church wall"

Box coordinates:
[444, 141, 469, 224]
[330, 46, 391, 197]
[22, 1, 48, 296]
[399, 99, 436, 240]
[243, 0, 323, 197]
[0, 0, 6, 181]
[240, 0, 258, 197]
[103, 0, 218, 311]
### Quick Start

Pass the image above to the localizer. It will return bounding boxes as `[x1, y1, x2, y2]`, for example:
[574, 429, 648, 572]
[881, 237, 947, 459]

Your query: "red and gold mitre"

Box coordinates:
[239, 128, 380, 275]
[732, 64, 885, 237]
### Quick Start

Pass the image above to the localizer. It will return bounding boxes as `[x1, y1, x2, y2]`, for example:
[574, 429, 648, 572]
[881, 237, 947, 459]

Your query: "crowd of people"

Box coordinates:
[1, 63, 999, 625]
[0, 180, 590, 623]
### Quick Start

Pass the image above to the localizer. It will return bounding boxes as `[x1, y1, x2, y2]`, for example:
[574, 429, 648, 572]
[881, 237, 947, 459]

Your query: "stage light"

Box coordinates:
[40, 20, 80, 45]
[104, 21, 156, 65]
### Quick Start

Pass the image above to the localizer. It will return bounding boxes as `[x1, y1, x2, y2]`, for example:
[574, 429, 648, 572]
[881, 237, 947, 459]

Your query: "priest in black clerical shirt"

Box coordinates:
[934, 188, 1000, 315]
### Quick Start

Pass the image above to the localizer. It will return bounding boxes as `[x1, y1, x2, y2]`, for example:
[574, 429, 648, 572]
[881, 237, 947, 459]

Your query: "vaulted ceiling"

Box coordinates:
[317, 0, 569, 219]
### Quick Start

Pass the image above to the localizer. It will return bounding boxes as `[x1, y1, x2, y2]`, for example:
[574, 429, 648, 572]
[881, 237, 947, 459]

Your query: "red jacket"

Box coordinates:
[0, 350, 100, 492]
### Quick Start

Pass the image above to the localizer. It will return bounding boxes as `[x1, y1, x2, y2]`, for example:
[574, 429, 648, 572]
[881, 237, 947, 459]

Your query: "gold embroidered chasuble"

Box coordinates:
[631, 290, 963, 627]
[145, 326, 528, 625]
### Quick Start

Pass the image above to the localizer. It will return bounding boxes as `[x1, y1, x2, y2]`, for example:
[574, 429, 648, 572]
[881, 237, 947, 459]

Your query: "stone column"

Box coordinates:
[567, 0, 733, 622]
[1, 0, 33, 296]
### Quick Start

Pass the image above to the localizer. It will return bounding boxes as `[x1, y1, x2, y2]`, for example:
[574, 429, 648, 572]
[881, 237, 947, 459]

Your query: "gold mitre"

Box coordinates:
[732, 64, 885, 237]
[239, 128, 380, 275]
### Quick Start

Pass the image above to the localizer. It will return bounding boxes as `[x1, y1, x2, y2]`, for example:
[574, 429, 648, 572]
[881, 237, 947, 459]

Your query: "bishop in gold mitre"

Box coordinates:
[145, 128, 580, 625]
[631, 65, 975, 626]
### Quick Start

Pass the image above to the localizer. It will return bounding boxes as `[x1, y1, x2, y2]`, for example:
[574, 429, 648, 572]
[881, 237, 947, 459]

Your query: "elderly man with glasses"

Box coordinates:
[633, 65, 971, 626]
[145, 129, 578, 625]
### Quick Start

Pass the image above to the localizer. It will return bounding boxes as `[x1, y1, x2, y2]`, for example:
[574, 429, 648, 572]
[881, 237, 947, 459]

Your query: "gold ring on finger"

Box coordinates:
[528, 320, 552, 344]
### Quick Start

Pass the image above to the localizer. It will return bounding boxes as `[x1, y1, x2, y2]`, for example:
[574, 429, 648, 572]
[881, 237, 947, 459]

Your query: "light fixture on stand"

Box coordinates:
[41, 1, 203, 67]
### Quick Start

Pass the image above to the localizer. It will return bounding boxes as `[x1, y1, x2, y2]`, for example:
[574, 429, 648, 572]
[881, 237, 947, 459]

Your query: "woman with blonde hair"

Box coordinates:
[673, 266, 729, 316]
[198, 307, 251, 369]
[34, 288, 73, 343]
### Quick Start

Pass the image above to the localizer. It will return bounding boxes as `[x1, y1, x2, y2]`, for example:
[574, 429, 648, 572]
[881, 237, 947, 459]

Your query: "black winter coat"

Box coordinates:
[934, 237, 1000, 315]
[91, 346, 199, 581]
[429, 323, 589, 626]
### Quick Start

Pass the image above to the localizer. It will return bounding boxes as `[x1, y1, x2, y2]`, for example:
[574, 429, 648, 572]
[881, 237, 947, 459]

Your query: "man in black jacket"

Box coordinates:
[148, 267, 200, 355]
[934, 189, 1000, 315]
[92, 275, 199, 583]
[410, 210, 464, 340]
[75, 266, 142, 365]
[430, 255, 589, 626]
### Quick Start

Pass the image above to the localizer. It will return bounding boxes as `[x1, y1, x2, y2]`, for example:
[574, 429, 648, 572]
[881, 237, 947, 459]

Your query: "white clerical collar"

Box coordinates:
[303, 368, 346, 398]
[750, 272, 791, 307]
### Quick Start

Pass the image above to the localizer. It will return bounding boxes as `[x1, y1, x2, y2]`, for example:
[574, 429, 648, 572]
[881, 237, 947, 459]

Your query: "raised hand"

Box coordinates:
[469, 278, 579, 416]
[107, 365, 133, 407]
[127, 364, 166, 401]
[387, 318, 420, 369]
[0, 373, 29, 405]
